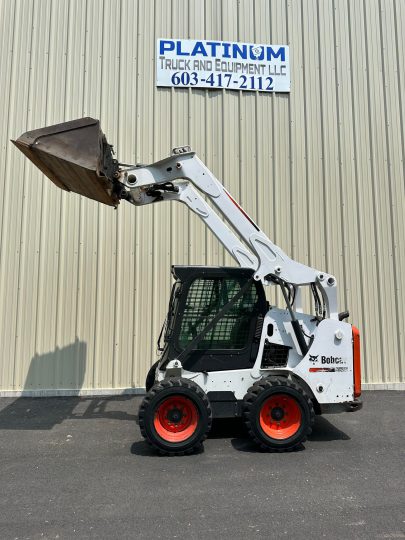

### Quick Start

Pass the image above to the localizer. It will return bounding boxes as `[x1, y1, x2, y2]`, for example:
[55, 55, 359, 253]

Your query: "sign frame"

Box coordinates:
[156, 38, 290, 93]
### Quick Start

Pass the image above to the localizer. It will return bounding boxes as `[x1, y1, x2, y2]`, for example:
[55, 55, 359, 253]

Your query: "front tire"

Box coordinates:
[139, 378, 212, 455]
[243, 376, 315, 451]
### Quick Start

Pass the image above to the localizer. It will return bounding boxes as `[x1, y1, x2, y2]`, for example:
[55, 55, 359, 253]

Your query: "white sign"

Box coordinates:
[156, 39, 290, 93]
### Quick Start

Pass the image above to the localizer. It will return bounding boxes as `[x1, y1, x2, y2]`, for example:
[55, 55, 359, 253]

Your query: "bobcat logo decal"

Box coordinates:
[309, 354, 319, 363]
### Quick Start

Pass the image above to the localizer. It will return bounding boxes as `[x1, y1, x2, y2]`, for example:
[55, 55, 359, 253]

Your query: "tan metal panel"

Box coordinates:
[364, 0, 399, 383]
[0, 0, 404, 393]
[379, 0, 405, 383]
[333, 0, 363, 370]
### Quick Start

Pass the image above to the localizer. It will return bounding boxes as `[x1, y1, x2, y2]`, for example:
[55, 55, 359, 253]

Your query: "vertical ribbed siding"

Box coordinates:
[0, 0, 403, 392]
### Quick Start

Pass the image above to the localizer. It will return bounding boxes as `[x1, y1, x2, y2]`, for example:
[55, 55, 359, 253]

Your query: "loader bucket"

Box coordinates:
[12, 117, 120, 207]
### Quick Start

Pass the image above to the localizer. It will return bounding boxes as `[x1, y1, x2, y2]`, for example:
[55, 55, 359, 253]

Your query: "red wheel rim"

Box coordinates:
[259, 394, 302, 440]
[154, 395, 199, 443]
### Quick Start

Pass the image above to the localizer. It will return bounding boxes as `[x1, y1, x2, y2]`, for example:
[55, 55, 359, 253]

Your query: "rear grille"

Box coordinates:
[261, 341, 290, 368]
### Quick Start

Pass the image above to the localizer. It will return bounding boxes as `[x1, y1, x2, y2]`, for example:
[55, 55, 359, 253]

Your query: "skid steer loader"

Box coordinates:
[13, 118, 362, 455]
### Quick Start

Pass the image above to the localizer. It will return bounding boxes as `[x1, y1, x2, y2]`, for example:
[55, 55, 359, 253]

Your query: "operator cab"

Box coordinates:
[159, 266, 268, 372]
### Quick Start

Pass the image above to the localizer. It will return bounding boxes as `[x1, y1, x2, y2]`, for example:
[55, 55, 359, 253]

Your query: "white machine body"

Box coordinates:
[156, 315, 354, 404]
[118, 147, 360, 408]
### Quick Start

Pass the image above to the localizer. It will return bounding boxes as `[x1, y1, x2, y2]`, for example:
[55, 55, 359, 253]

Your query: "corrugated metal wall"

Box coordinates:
[0, 0, 404, 394]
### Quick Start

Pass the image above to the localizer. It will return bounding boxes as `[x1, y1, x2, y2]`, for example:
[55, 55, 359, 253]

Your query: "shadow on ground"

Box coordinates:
[211, 416, 350, 453]
[0, 340, 140, 430]
[308, 415, 350, 442]
[129, 439, 205, 457]
[0, 395, 139, 430]
[129, 415, 351, 456]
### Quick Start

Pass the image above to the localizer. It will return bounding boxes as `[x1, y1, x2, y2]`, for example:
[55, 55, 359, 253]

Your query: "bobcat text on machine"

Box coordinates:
[13, 117, 362, 455]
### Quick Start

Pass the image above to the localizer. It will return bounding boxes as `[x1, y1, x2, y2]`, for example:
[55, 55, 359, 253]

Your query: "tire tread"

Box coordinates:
[243, 376, 315, 452]
[139, 377, 212, 456]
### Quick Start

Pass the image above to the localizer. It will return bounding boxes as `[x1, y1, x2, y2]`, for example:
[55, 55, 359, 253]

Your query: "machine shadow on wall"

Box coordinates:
[0, 338, 137, 430]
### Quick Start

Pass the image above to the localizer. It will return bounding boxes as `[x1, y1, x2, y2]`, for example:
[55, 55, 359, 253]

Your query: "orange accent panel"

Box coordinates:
[352, 326, 361, 398]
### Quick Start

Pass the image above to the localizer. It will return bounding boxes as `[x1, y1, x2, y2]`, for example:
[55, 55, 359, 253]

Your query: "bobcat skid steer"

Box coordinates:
[13, 118, 362, 455]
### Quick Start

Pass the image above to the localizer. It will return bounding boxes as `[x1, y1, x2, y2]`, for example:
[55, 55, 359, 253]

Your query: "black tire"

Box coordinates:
[138, 378, 212, 455]
[243, 376, 315, 452]
[145, 360, 160, 392]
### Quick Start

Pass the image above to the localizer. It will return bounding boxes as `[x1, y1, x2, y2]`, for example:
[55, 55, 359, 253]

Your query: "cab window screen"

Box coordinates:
[178, 277, 258, 350]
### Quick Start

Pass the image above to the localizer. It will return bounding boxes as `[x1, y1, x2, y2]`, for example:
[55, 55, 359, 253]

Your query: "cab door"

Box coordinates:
[172, 270, 267, 372]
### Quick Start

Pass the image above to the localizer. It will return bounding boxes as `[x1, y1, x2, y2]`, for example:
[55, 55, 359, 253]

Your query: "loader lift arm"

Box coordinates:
[118, 148, 339, 321]
[12, 116, 341, 356]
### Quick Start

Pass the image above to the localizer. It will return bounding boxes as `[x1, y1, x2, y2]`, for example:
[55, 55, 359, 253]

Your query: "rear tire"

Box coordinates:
[139, 378, 212, 455]
[243, 376, 314, 451]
